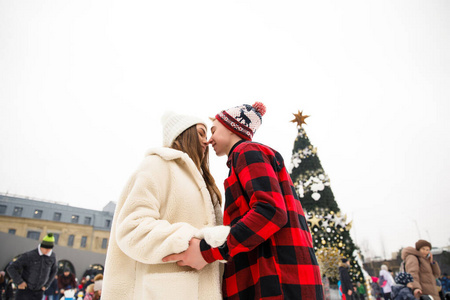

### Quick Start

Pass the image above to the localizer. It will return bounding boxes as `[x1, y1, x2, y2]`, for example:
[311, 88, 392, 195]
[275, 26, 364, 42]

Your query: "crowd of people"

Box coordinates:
[337, 239, 448, 300]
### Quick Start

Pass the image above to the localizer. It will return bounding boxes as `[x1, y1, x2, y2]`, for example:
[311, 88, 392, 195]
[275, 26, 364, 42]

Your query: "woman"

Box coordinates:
[379, 264, 395, 299]
[102, 111, 228, 300]
[401, 239, 441, 299]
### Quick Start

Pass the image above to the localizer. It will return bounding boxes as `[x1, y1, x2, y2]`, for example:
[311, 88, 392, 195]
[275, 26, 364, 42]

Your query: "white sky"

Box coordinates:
[1, 0, 449, 259]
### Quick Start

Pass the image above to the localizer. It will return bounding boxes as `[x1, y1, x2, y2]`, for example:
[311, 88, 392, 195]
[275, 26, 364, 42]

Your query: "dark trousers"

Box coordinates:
[15, 288, 44, 300]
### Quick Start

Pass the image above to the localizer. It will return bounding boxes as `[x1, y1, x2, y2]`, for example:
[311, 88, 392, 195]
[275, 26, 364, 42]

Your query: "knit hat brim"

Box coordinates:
[216, 111, 252, 140]
[40, 243, 54, 249]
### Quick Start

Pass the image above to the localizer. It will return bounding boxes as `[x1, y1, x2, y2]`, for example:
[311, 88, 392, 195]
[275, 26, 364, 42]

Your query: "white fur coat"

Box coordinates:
[102, 148, 229, 300]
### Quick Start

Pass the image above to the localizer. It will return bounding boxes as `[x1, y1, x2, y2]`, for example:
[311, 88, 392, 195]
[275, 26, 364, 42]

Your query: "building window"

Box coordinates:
[84, 217, 92, 225]
[68, 234, 75, 247]
[101, 238, 108, 249]
[105, 219, 111, 228]
[81, 236, 87, 248]
[71, 215, 79, 224]
[0, 205, 6, 214]
[27, 231, 41, 240]
[8, 229, 16, 235]
[34, 209, 43, 219]
[53, 212, 61, 221]
[13, 207, 23, 217]
[53, 233, 60, 245]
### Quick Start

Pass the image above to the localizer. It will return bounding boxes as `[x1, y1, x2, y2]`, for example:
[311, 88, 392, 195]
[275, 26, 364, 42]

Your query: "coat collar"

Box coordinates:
[146, 147, 216, 225]
[146, 147, 187, 161]
[226, 140, 247, 168]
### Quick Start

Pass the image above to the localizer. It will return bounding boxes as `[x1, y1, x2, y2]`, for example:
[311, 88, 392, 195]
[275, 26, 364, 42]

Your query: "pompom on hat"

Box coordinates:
[161, 111, 207, 147]
[41, 233, 55, 249]
[415, 239, 432, 251]
[215, 102, 266, 141]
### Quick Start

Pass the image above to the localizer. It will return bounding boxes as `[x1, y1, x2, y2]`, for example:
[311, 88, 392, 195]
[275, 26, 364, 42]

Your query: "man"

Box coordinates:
[7, 233, 57, 300]
[338, 258, 353, 300]
[164, 102, 323, 299]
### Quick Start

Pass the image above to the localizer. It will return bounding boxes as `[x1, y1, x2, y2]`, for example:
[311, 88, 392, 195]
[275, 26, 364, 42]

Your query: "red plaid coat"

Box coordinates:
[201, 141, 323, 299]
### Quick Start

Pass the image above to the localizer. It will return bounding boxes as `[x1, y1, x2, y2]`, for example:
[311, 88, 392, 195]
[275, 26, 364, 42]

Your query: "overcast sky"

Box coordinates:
[1, 0, 449, 259]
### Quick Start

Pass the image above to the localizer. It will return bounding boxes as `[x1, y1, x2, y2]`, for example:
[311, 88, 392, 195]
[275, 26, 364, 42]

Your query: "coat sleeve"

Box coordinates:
[405, 255, 422, 291]
[114, 159, 199, 264]
[6, 253, 27, 286]
[432, 261, 441, 278]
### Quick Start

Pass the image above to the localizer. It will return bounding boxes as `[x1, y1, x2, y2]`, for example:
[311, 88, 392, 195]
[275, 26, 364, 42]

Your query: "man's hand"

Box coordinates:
[18, 282, 27, 290]
[42, 286, 46, 291]
[347, 290, 352, 296]
[162, 238, 208, 270]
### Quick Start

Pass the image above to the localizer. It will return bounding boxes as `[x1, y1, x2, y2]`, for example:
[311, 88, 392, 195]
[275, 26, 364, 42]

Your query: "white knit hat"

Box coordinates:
[161, 111, 207, 147]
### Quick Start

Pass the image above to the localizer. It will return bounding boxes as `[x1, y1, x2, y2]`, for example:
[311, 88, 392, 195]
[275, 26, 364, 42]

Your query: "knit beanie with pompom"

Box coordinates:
[41, 233, 55, 249]
[215, 102, 266, 141]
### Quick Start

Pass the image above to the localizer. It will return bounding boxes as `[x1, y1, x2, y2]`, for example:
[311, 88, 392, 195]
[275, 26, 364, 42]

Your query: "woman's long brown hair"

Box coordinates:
[171, 125, 222, 205]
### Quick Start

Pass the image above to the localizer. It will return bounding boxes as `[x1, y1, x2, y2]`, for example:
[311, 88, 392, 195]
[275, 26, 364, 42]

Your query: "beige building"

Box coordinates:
[0, 194, 115, 254]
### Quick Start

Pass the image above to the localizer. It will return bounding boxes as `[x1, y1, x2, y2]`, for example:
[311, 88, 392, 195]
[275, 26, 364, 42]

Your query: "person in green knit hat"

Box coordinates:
[7, 233, 58, 300]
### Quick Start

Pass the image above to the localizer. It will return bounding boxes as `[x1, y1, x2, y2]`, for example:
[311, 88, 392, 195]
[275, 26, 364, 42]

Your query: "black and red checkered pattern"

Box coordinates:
[201, 141, 324, 299]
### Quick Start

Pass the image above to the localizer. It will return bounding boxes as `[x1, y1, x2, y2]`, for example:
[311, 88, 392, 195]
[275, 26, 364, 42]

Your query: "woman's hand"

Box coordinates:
[414, 288, 422, 298]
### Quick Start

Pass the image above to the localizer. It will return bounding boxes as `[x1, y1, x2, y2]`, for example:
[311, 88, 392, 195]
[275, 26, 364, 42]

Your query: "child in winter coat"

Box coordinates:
[370, 277, 383, 300]
[391, 272, 415, 300]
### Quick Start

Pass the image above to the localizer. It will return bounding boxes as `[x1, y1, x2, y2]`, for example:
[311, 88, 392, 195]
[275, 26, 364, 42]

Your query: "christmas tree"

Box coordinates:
[289, 110, 364, 283]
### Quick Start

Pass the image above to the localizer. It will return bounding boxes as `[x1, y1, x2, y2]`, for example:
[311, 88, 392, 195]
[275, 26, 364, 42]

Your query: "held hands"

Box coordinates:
[162, 238, 208, 270]
[18, 282, 27, 290]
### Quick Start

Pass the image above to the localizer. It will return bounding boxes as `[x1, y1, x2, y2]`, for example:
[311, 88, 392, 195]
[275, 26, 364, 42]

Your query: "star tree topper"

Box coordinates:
[291, 110, 309, 127]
